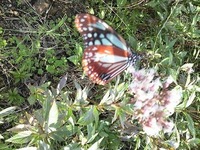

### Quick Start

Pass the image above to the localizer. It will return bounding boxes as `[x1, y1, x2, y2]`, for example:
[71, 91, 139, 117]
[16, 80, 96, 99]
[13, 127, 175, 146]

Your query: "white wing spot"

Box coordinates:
[95, 40, 101, 45]
[83, 27, 87, 31]
[94, 33, 97, 37]
[88, 41, 93, 46]
[92, 47, 98, 50]
[88, 52, 93, 57]
[88, 27, 93, 31]
[80, 19, 85, 22]
[87, 33, 92, 38]
[99, 34, 104, 38]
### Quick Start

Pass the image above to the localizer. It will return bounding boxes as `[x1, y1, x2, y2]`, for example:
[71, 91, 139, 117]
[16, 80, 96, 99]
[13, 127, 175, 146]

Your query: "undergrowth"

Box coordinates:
[0, 0, 199, 149]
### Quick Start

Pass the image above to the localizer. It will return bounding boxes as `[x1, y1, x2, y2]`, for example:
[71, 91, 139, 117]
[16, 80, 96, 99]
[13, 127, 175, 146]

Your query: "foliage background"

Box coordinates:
[0, 0, 199, 149]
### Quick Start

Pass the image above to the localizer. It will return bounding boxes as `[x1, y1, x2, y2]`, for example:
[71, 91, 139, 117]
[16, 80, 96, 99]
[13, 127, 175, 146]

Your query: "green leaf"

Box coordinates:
[67, 43, 83, 65]
[56, 74, 68, 94]
[46, 65, 56, 74]
[166, 39, 177, 49]
[38, 140, 50, 150]
[0, 107, 16, 118]
[67, 55, 79, 65]
[37, 68, 43, 75]
[117, 0, 127, 7]
[6, 131, 32, 144]
[169, 68, 178, 82]
[88, 137, 104, 150]
[100, 89, 115, 105]
[188, 138, 200, 147]
[74, 81, 89, 105]
[185, 91, 195, 108]
[0, 142, 11, 149]
[87, 124, 98, 143]
[128, 36, 137, 50]
[63, 143, 81, 150]
[75, 43, 83, 56]
[52, 125, 77, 140]
[48, 100, 58, 132]
[7, 124, 35, 133]
[184, 113, 196, 137]
[93, 106, 99, 127]
[43, 93, 52, 124]
[112, 106, 126, 128]
[49, 131, 65, 142]
[78, 106, 96, 125]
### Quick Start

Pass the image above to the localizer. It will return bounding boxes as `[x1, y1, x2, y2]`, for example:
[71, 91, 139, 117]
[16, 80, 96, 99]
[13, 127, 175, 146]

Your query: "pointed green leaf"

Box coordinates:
[57, 74, 68, 94]
[184, 113, 196, 137]
[6, 131, 32, 144]
[48, 100, 58, 132]
[0, 107, 16, 117]
[78, 106, 95, 125]
[88, 137, 104, 150]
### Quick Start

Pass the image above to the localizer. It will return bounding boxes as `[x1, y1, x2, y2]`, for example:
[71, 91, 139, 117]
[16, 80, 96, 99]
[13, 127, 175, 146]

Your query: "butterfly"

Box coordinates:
[75, 13, 139, 85]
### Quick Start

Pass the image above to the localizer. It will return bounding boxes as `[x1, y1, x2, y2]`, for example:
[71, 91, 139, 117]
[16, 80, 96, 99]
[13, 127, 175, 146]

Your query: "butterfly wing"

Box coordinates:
[75, 13, 138, 85]
[82, 45, 132, 85]
[75, 13, 132, 53]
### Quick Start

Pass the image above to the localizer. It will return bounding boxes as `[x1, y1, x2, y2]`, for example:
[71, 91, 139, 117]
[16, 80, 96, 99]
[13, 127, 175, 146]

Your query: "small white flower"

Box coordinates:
[165, 87, 182, 116]
[143, 117, 161, 136]
[163, 76, 174, 88]
[163, 121, 174, 133]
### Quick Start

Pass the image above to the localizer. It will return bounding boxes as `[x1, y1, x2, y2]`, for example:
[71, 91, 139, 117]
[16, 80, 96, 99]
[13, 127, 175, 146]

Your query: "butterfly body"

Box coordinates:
[75, 13, 139, 85]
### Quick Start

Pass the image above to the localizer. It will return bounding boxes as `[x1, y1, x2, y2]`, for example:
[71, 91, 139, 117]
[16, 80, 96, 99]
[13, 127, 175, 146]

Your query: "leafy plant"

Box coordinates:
[5, 76, 113, 149]
[0, 0, 199, 149]
[67, 43, 83, 66]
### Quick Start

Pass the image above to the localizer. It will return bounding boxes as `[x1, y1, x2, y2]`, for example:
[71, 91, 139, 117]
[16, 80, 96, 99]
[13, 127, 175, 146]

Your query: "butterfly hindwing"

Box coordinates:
[82, 45, 132, 85]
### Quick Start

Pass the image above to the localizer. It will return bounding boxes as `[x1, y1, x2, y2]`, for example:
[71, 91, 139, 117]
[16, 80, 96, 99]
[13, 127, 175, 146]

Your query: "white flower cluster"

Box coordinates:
[129, 68, 182, 136]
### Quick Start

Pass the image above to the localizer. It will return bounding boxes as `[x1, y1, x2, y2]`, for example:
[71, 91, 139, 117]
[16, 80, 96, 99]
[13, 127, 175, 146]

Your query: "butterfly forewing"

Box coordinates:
[75, 13, 131, 53]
